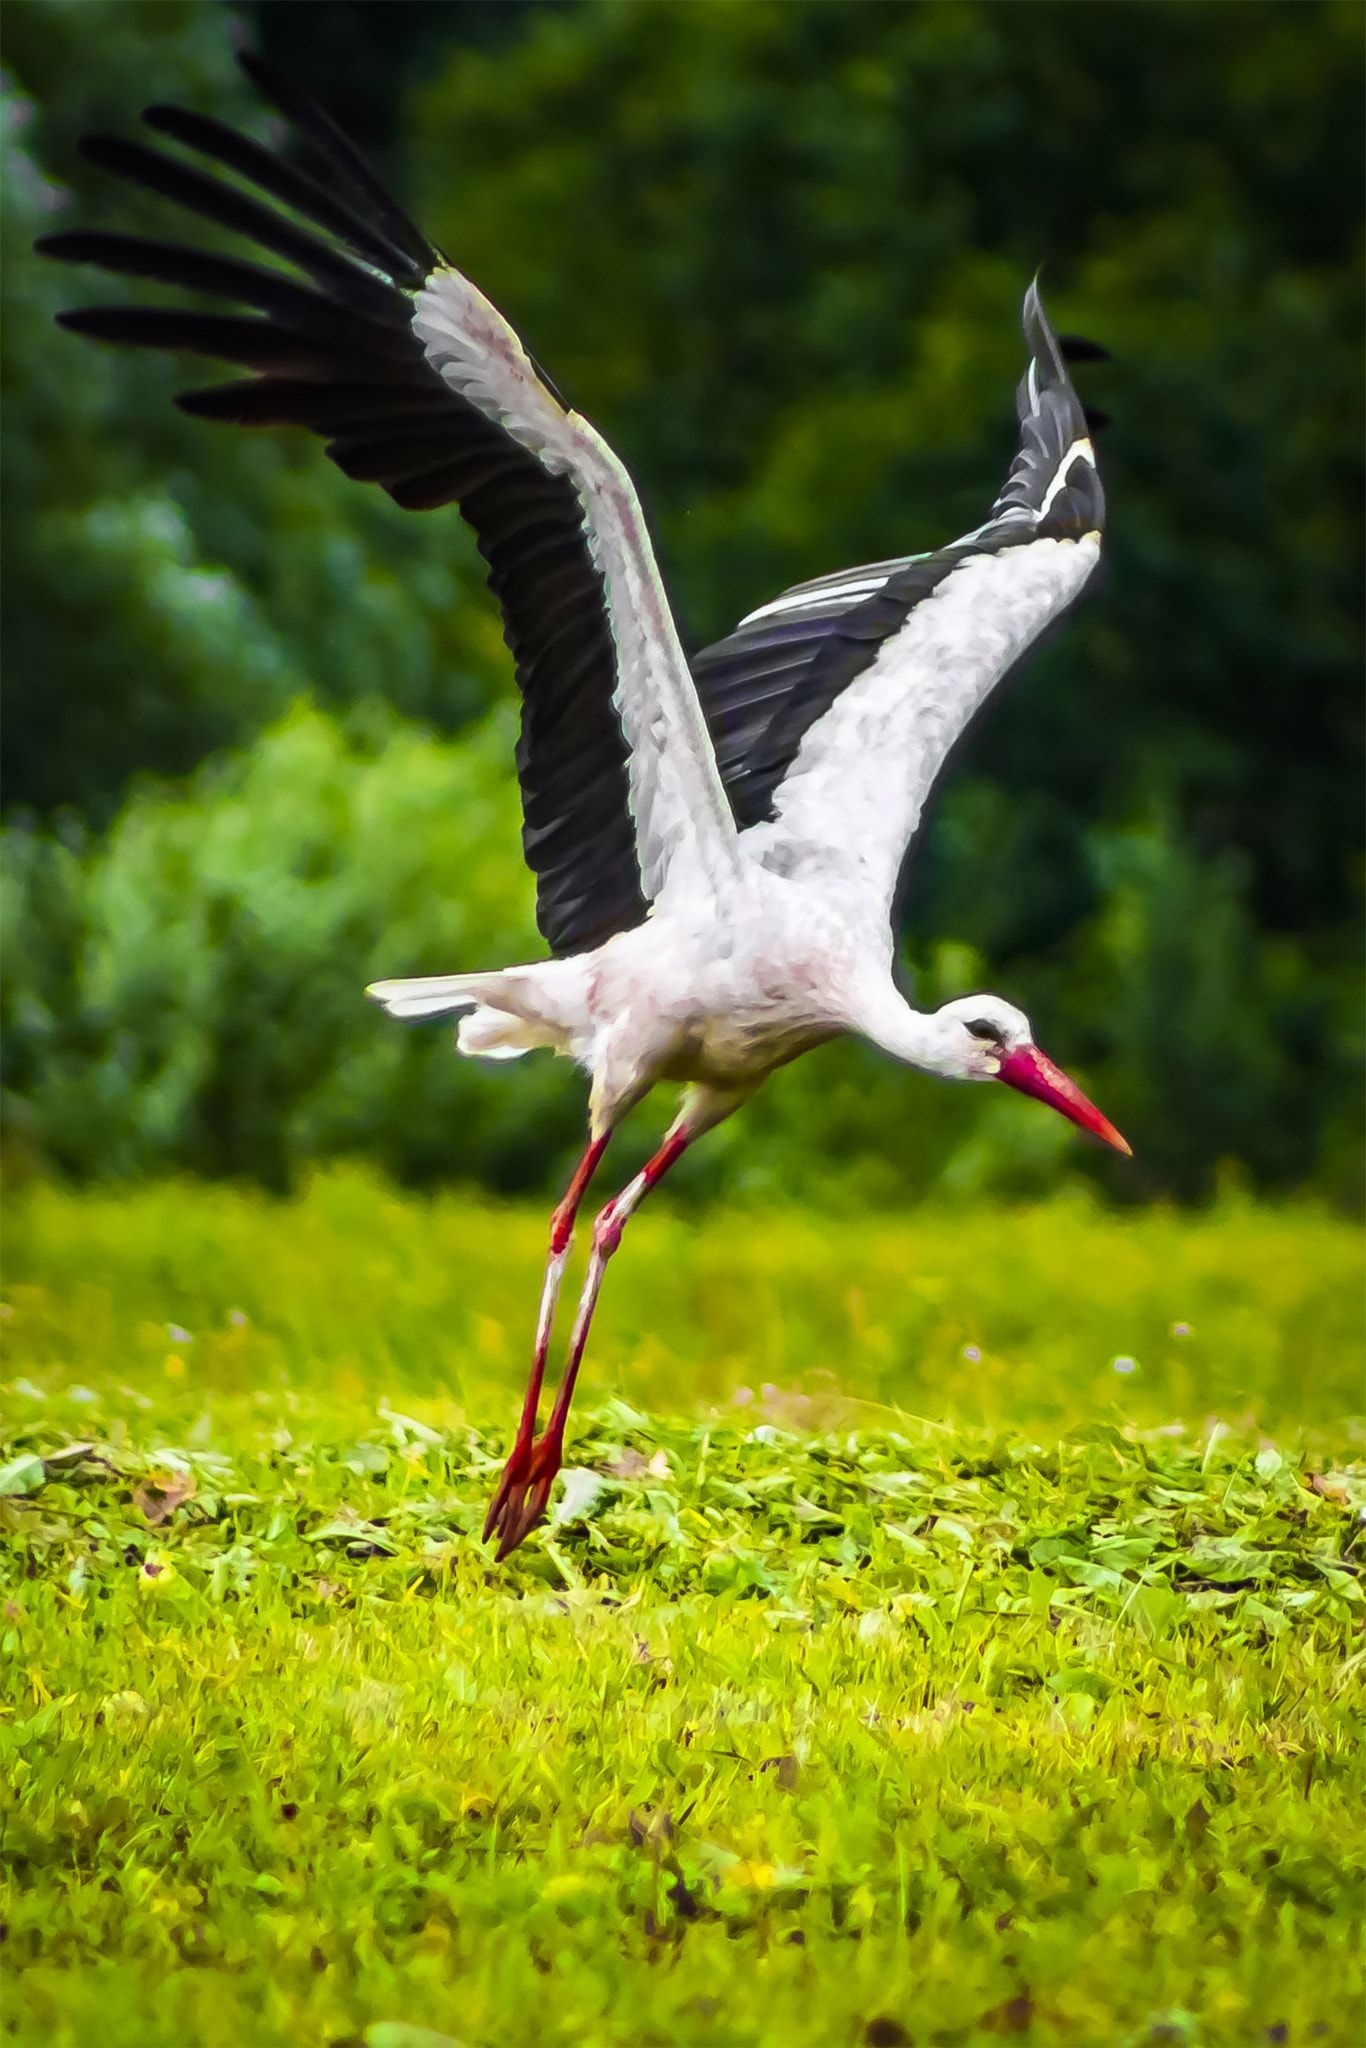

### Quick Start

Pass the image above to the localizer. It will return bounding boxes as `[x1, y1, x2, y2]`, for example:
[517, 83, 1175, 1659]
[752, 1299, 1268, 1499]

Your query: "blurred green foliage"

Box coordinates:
[1, 0, 1360, 1202]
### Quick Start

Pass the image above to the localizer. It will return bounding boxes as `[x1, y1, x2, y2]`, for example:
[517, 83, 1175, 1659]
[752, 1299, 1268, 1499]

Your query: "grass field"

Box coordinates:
[3, 1169, 1363, 2048]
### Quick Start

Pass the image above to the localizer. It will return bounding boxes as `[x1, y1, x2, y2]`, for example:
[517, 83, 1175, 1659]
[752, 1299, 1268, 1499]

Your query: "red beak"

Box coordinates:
[997, 1044, 1131, 1156]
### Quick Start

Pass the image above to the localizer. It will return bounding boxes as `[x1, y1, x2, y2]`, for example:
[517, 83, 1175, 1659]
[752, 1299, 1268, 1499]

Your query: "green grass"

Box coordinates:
[2, 1169, 1363, 2048]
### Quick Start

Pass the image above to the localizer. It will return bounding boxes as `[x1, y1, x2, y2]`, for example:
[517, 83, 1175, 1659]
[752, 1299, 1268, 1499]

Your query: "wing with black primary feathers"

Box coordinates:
[690, 282, 1107, 922]
[37, 54, 743, 957]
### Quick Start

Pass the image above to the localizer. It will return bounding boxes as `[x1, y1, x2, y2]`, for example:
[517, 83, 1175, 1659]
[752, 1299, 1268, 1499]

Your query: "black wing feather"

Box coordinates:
[42, 59, 645, 958]
[140, 103, 423, 282]
[692, 280, 1105, 831]
[237, 51, 433, 275]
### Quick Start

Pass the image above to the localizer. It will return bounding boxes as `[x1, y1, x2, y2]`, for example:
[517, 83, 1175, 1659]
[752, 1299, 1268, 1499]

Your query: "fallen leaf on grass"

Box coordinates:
[42, 1442, 101, 1472]
[982, 1990, 1035, 2035]
[133, 1471, 195, 1525]
[760, 1753, 800, 1790]
[308, 1518, 398, 1556]
[550, 1466, 607, 1526]
[606, 1447, 672, 1480]
[0, 1455, 45, 1497]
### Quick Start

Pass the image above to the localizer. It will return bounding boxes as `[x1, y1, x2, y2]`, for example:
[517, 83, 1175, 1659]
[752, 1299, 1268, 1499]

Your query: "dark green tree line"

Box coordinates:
[1, 0, 1360, 1202]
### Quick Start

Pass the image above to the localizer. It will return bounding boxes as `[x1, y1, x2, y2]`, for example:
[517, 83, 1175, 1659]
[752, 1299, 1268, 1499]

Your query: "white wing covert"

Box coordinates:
[691, 282, 1106, 929]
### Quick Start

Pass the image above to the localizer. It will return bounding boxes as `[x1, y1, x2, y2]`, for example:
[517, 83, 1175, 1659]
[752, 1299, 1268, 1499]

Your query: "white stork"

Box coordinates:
[41, 55, 1129, 1557]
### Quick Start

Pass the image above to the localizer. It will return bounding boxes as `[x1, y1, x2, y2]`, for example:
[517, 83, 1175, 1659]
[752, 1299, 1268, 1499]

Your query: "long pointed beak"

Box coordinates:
[996, 1044, 1132, 1156]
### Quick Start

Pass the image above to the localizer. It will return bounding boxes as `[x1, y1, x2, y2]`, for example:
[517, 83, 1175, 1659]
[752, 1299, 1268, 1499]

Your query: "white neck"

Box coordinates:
[845, 976, 963, 1078]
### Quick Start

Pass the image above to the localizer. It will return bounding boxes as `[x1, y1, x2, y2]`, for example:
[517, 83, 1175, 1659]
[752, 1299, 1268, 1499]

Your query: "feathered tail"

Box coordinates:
[365, 967, 576, 1062]
[366, 972, 490, 1022]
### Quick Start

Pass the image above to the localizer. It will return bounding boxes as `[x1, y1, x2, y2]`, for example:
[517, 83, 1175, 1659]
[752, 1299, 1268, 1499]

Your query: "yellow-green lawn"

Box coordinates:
[3, 1172, 1363, 2048]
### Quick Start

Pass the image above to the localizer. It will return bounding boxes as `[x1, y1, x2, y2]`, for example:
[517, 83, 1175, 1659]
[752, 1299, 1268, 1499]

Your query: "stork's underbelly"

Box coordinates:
[581, 889, 852, 1099]
[654, 1012, 835, 1088]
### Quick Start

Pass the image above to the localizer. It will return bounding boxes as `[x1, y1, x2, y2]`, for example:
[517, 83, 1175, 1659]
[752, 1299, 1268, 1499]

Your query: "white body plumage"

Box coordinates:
[44, 56, 1128, 1552]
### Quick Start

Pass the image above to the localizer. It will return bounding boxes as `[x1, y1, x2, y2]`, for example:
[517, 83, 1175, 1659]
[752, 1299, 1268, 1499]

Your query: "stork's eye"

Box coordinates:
[963, 1018, 1004, 1045]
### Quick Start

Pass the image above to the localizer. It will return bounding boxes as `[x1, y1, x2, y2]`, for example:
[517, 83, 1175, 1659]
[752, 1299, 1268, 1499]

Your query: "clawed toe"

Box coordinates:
[483, 1437, 563, 1559]
[481, 1452, 523, 1544]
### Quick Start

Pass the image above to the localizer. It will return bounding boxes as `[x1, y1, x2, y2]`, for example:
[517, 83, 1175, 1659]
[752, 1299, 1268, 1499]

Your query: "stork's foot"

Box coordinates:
[482, 1433, 564, 1560]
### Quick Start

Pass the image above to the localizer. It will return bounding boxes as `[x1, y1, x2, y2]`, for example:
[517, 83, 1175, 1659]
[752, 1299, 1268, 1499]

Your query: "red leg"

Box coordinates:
[485, 1120, 695, 1560]
[481, 1133, 609, 1544]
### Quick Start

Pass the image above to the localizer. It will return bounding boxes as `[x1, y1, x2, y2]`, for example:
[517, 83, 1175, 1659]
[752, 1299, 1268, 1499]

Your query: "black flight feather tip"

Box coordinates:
[1058, 333, 1111, 364]
[234, 49, 434, 275]
[140, 100, 425, 284]
[692, 280, 1109, 830]
[41, 53, 647, 959]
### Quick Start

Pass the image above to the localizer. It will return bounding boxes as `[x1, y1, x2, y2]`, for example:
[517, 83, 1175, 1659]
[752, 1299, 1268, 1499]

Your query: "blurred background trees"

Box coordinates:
[2, 0, 1360, 1205]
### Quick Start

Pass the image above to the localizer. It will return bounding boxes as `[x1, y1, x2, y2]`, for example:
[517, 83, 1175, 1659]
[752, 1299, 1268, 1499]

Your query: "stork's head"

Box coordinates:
[932, 994, 1131, 1155]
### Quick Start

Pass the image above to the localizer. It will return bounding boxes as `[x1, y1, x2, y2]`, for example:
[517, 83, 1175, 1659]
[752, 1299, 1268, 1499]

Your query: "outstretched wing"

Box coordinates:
[691, 282, 1105, 927]
[38, 54, 738, 957]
